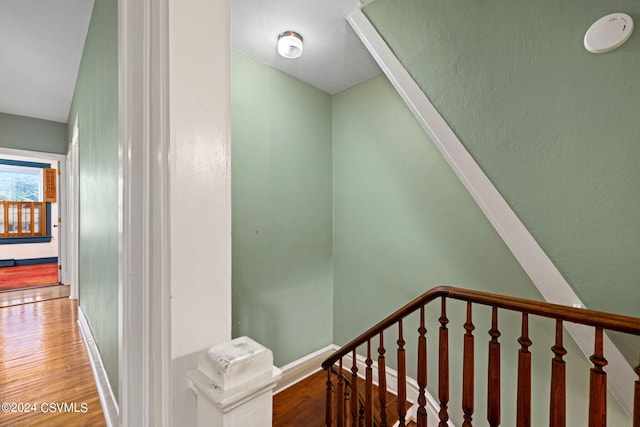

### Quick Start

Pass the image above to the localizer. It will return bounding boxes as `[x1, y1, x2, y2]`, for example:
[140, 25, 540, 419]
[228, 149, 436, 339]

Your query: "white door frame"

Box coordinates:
[0, 147, 66, 281]
[57, 158, 67, 287]
[119, 0, 171, 425]
[66, 115, 79, 299]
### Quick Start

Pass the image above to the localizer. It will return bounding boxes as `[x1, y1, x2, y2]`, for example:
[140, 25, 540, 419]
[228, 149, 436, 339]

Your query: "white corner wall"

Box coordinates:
[168, 0, 232, 360]
[119, 0, 231, 424]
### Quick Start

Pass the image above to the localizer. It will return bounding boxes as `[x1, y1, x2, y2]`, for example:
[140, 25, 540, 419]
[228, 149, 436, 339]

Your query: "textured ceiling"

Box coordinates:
[0, 0, 94, 123]
[231, 0, 381, 95]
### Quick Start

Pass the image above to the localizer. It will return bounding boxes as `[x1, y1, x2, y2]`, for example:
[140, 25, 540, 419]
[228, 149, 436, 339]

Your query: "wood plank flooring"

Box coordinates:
[0, 264, 59, 291]
[273, 370, 408, 427]
[0, 285, 70, 308]
[0, 297, 105, 426]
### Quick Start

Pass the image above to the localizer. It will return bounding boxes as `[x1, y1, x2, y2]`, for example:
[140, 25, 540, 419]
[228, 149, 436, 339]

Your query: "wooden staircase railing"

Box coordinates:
[321, 286, 640, 427]
[330, 365, 390, 427]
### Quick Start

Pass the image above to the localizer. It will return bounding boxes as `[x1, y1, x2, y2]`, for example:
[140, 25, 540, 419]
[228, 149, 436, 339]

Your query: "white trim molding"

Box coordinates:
[119, 0, 172, 425]
[0, 147, 67, 291]
[274, 344, 340, 394]
[66, 115, 79, 300]
[0, 147, 66, 163]
[347, 8, 635, 416]
[78, 307, 119, 427]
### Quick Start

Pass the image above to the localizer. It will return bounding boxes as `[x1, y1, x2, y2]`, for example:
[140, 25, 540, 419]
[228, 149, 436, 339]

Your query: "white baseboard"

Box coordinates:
[277, 344, 455, 427]
[274, 344, 340, 394]
[78, 307, 120, 427]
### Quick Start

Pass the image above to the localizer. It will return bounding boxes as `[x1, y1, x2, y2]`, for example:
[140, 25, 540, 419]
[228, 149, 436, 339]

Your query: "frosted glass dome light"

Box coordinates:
[277, 31, 303, 59]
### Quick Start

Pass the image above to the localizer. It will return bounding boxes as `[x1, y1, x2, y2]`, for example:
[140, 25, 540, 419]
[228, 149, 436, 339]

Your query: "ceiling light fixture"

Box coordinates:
[277, 31, 303, 59]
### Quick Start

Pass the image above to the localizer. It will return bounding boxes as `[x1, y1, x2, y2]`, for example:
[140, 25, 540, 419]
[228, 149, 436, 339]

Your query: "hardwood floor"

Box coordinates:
[274, 371, 327, 427]
[0, 285, 70, 308]
[0, 263, 59, 292]
[0, 297, 105, 426]
[273, 370, 409, 427]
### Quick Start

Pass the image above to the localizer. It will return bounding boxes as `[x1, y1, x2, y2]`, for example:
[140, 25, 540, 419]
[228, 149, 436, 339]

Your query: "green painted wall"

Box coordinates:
[333, 74, 629, 425]
[0, 113, 67, 154]
[68, 0, 119, 398]
[363, 0, 640, 365]
[231, 52, 333, 366]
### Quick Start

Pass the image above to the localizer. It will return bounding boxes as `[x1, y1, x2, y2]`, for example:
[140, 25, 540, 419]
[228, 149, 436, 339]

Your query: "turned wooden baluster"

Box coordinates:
[397, 320, 407, 427]
[487, 306, 501, 427]
[351, 349, 359, 427]
[439, 297, 450, 426]
[338, 359, 345, 427]
[344, 385, 350, 427]
[417, 305, 428, 427]
[326, 368, 334, 427]
[516, 313, 532, 427]
[633, 358, 640, 427]
[378, 331, 389, 427]
[365, 340, 373, 427]
[462, 302, 475, 427]
[588, 327, 608, 427]
[549, 319, 566, 427]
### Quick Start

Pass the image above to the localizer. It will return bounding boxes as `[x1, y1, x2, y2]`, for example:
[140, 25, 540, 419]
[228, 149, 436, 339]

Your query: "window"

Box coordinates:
[0, 164, 43, 202]
[0, 159, 54, 243]
[0, 201, 47, 237]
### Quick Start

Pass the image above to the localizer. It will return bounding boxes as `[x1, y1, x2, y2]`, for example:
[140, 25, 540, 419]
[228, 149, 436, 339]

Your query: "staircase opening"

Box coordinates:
[322, 287, 640, 426]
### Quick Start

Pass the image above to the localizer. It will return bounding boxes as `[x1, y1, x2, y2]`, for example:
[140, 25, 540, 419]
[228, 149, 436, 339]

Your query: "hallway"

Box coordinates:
[0, 297, 105, 426]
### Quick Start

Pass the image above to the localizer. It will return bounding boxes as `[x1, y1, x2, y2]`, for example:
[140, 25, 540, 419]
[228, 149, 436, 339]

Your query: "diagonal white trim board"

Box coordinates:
[78, 306, 119, 427]
[347, 8, 635, 416]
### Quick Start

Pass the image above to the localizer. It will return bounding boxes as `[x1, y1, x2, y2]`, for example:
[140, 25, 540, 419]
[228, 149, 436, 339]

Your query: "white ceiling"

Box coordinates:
[0, 0, 379, 125]
[0, 0, 94, 123]
[231, 0, 381, 95]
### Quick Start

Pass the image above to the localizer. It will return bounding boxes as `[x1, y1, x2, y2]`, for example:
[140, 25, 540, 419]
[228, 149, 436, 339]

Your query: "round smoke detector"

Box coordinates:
[584, 13, 633, 53]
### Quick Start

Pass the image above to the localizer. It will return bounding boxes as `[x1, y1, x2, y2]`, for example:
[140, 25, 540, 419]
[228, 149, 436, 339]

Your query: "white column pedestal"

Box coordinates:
[188, 336, 282, 427]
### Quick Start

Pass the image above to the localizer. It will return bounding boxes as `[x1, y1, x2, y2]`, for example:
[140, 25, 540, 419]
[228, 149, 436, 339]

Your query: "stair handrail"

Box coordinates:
[322, 285, 640, 370]
[322, 286, 640, 426]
